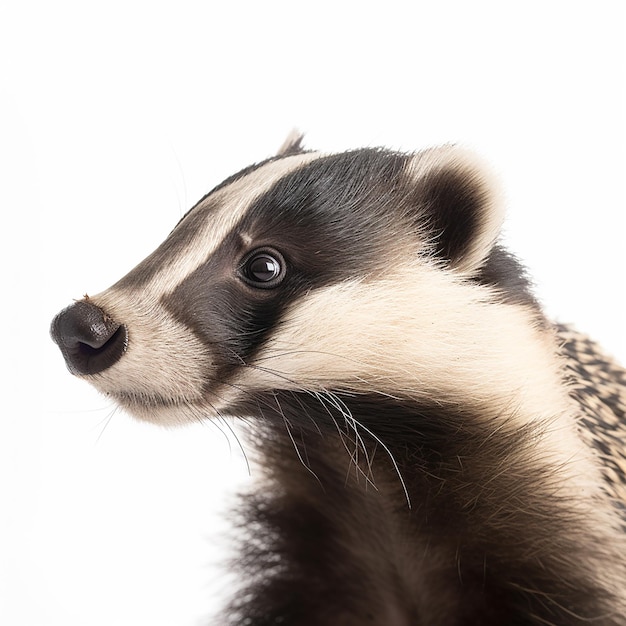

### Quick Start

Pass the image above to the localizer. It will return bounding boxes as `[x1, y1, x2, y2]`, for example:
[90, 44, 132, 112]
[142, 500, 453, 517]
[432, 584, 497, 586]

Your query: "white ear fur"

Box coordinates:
[406, 146, 506, 274]
[276, 129, 305, 156]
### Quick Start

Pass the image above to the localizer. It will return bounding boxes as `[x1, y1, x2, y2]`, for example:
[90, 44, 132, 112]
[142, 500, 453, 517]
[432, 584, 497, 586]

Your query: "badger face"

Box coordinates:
[51, 140, 557, 428]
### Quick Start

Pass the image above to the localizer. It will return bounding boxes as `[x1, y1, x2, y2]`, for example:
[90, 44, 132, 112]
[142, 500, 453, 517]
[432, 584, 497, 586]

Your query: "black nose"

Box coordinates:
[50, 300, 128, 375]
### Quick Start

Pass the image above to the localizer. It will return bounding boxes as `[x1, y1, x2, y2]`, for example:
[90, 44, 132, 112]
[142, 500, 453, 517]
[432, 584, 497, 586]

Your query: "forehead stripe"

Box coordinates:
[109, 152, 322, 296]
[172, 151, 323, 284]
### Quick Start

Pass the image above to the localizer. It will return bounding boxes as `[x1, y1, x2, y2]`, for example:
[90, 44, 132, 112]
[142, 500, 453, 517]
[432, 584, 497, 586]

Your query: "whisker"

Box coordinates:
[311, 390, 378, 491]
[349, 413, 412, 510]
[268, 392, 324, 490]
[243, 361, 411, 509]
[94, 404, 120, 444]
[217, 415, 252, 476]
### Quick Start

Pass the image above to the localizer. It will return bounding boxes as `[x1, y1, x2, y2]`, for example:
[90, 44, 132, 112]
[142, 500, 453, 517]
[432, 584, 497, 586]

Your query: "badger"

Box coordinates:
[51, 135, 626, 625]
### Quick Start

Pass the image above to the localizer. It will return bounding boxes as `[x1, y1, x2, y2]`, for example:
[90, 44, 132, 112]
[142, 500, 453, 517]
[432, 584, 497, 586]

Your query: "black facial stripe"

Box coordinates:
[239, 149, 412, 282]
[160, 230, 308, 383]
[111, 148, 490, 294]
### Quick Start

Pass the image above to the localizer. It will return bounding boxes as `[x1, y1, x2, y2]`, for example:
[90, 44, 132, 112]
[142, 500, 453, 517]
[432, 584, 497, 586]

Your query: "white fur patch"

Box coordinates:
[242, 263, 555, 413]
[236, 263, 607, 504]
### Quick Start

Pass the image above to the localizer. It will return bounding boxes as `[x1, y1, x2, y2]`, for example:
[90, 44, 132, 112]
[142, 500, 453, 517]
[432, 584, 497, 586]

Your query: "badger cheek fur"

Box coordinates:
[50, 138, 626, 624]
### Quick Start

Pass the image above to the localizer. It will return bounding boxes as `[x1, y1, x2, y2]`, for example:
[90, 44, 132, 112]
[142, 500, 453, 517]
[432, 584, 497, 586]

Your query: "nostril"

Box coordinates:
[50, 300, 128, 376]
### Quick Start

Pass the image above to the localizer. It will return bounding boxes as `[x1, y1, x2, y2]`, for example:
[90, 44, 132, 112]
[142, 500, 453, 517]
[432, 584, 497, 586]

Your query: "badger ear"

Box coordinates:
[407, 146, 505, 274]
[276, 129, 306, 156]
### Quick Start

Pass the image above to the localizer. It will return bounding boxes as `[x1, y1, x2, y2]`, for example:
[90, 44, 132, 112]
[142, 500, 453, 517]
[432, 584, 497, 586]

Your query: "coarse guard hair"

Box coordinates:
[51, 135, 626, 625]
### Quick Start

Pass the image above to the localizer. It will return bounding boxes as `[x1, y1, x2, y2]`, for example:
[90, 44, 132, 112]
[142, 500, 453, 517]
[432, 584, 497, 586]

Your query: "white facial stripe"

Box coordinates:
[87, 289, 210, 397]
[243, 263, 564, 418]
[132, 151, 323, 298]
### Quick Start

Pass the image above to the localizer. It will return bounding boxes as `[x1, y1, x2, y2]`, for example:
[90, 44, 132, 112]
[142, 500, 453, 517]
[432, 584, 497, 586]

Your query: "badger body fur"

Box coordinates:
[51, 137, 626, 625]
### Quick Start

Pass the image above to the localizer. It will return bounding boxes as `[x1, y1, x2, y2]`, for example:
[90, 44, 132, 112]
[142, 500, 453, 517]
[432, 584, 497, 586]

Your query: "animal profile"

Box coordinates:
[51, 135, 626, 625]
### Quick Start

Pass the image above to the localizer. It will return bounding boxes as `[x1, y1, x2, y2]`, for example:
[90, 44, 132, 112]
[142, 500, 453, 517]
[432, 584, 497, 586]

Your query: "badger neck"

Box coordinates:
[247, 387, 595, 508]
[229, 388, 624, 624]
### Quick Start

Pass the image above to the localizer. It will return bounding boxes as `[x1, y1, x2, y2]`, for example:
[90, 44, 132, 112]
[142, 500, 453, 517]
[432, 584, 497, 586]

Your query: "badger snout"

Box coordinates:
[51, 300, 128, 376]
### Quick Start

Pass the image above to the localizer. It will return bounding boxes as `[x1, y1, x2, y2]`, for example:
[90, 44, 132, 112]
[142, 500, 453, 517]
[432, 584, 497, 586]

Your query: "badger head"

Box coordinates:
[51, 138, 555, 427]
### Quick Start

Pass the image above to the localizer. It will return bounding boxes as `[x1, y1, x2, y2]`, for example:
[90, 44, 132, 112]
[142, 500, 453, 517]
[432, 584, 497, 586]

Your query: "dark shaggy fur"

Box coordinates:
[224, 370, 623, 625]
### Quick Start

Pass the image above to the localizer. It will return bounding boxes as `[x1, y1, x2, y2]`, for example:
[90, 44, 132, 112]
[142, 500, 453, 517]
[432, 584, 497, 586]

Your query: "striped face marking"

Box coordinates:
[77, 145, 544, 428]
[109, 151, 324, 295]
[86, 151, 324, 423]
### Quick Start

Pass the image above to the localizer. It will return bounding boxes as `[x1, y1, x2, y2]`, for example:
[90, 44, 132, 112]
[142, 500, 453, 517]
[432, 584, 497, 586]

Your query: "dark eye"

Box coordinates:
[241, 248, 286, 288]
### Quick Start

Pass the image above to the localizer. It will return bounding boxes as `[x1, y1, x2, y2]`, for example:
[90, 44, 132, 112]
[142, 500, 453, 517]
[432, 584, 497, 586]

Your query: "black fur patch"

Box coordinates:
[221, 391, 616, 625]
[409, 164, 486, 267]
[161, 231, 301, 382]
[475, 245, 541, 312]
[238, 149, 411, 283]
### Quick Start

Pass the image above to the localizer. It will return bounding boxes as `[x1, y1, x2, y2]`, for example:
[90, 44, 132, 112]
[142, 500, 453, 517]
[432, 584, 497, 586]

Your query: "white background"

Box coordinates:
[1, 1, 624, 625]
